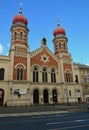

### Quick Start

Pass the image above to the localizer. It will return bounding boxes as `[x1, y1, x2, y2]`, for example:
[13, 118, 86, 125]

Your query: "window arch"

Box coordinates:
[14, 32, 17, 40]
[64, 43, 67, 49]
[42, 38, 47, 45]
[51, 68, 56, 83]
[42, 67, 48, 82]
[33, 67, 39, 82]
[64, 43, 66, 49]
[59, 43, 61, 49]
[65, 70, 70, 82]
[20, 32, 23, 40]
[0, 68, 4, 80]
[17, 65, 23, 80]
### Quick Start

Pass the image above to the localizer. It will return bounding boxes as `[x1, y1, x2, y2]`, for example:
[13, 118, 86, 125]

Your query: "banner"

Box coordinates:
[14, 89, 26, 95]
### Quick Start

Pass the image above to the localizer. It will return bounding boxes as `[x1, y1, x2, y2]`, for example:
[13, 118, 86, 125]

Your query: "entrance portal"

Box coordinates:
[52, 89, 57, 103]
[33, 89, 39, 104]
[43, 89, 49, 104]
[0, 89, 4, 106]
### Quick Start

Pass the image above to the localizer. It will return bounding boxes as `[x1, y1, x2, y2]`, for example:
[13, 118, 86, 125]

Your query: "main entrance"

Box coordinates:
[43, 89, 49, 104]
[0, 89, 4, 106]
[33, 89, 39, 104]
[52, 89, 57, 103]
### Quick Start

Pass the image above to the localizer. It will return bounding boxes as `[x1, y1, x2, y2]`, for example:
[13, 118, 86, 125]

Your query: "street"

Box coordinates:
[0, 111, 89, 130]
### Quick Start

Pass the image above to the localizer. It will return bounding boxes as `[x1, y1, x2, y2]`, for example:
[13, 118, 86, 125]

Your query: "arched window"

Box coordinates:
[17, 66, 23, 80]
[65, 70, 70, 82]
[0, 68, 4, 80]
[64, 43, 66, 49]
[20, 32, 23, 40]
[14, 32, 17, 40]
[51, 69, 56, 83]
[59, 43, 61, 49]
[33, 67, 39, 82]
[42, 38, 46, 45]
[64, 43, 67, 49]
[42, 67, 48, 82]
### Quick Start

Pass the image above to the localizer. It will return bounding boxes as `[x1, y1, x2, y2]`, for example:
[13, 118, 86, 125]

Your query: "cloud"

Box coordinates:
[0, 44, 4, 54]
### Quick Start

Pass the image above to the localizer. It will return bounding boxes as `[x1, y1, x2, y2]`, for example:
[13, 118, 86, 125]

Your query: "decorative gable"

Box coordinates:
[31, 48, 58, 68]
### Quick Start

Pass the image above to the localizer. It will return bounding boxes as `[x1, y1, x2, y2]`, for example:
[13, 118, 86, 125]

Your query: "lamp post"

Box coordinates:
[61, 82, 69, 105]
[27, 88, 30, 106]
[65, 83, 70, 105]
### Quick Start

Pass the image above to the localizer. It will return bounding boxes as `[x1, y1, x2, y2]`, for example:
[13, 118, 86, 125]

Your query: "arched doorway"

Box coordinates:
[43, 89, 49, 104]
[52, 89, 57, 103]
[0, 89, 4, 106]
[33, 89, 39, 104]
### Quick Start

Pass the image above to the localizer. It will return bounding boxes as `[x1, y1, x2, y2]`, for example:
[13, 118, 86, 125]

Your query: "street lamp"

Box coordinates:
[63, 82, 70, 105]
[66, 83, 70, 105]
[61, 82, 69, 105]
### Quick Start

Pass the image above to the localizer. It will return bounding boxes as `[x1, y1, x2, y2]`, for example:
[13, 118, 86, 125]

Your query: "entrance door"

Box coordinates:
[0, 89, 4, 106]
[33, 89, 39, 104]
[43, 89, 49, 104]
[52, 89, 57, 103]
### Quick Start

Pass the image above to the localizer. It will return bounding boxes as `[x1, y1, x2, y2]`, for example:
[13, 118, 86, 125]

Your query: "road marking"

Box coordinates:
[47, 118, 89, 125]
[76, 119, 89, 122]
[32, 114, 66, 119]
[47, 120, 75, 125]
[55, 114, 65, 117]
[48, 124, 89, 130]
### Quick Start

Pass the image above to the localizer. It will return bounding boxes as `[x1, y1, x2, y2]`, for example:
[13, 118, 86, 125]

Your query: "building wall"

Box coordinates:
[0, 53, 88, 106]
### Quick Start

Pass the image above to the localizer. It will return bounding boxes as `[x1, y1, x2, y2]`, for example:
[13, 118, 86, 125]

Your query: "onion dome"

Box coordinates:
[53, 21, 66, 37]
[12, 6, 28, 26]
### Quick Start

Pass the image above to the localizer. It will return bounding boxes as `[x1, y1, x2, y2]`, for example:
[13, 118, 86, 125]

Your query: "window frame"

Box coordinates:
[17, 66, 24, 80]
[65, 70, 71, 83]
[42, 67, 48, 82]
[33, 67, 39, 82]
[51, 69, 56, 83]
[0, 68, 5, 80]
[20, 32, 23, 41]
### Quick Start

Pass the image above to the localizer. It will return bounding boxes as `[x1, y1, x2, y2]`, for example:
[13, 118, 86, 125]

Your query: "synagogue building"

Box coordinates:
[0, 7, 89, 106]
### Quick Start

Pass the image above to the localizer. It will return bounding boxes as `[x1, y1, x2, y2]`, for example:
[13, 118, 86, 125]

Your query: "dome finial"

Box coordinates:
[19, 2, 23, 14]
[57, 16, 60, 27]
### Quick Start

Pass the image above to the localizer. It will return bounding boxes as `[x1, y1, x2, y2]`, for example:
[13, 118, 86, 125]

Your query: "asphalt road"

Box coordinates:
[0, 111, 89, 130]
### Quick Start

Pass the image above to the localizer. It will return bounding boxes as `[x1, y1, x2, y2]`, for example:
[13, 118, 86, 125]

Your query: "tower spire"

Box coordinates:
[19, 3, 23, 14]
[57, 16, 60, 27]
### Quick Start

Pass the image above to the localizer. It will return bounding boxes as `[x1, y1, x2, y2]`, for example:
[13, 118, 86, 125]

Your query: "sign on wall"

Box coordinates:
[14, 89, 26, 95]
[19, 89, 26, 94]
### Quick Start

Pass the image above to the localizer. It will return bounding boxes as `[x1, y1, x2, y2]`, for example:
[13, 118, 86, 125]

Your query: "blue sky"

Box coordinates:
[0, 0, 89, 65]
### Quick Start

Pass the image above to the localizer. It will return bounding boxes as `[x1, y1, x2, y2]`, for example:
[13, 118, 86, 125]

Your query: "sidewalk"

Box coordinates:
[0, 102, 87, 117]
[0, 111, 69, 117]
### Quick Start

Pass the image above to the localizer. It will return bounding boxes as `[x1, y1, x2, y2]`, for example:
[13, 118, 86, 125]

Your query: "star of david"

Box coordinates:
[41, 54, 49, 63]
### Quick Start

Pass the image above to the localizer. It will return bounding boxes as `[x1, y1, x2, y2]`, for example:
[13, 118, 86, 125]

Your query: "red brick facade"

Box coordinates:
[63, 63, 73, 82]
[31, 49, 58, 68]
[13, 56, 27, 80]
